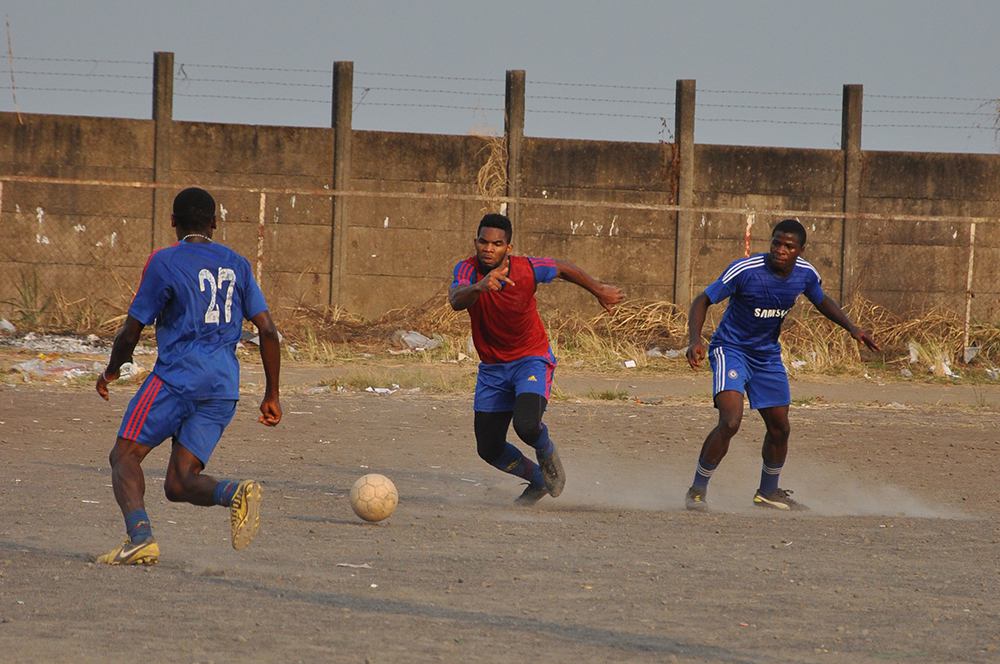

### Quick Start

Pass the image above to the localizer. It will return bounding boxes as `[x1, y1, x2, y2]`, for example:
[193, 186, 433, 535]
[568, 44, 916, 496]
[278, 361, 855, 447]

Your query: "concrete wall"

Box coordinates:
[2, 60, 999, 327]
[0, 114, 154, 315]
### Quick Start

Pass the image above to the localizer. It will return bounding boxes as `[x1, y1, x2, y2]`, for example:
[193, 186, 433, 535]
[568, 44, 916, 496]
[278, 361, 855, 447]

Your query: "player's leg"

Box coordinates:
[473, 362, 546, 500]
[510, 356, 564, 497]
[163, 442, 216, 506]
[474, 410, 546, 503]
[97, 374, 173, 565]
[747, 357, 805, 510]
[686, 347, 748, 510]
[171, 398, 262, 548]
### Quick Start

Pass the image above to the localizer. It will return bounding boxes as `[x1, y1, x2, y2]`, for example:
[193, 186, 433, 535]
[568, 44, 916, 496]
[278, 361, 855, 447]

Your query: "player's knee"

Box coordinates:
[769, 420, 790, 441]
[477, 442, 503, 464]
[163, 470, 197, 502]
[511, 412, 541, 445]
[717, 414, 742, 437]
[163, 476, 186, 502]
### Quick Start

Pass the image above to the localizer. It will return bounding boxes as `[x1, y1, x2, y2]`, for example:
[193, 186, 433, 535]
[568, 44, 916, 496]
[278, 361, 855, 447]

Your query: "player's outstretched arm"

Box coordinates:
[449, 259, 515, 310]
[552, 259, 624, 313]
[814, 296, 880, 352]
[686, 292, 711, 369]
[96, 315, 145, 400]
[251, 310, 282, 426]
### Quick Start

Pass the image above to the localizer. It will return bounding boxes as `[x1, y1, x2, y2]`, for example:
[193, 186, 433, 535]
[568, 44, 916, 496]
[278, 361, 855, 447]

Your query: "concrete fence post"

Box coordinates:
[330, 61, 354, 307]
[504, 70, 525, 226]
[841, 83, 863, 303]
[673, 79, 696, 308]
[151, 51, 174, 251]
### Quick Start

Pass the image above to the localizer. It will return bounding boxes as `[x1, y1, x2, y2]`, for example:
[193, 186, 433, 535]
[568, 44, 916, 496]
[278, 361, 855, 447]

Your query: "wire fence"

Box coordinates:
[1, 56, 998, 151]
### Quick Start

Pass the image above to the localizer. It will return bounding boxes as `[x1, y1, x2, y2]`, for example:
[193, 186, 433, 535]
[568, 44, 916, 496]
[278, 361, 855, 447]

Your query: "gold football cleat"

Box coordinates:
[95, 538, 160, 566]
[230, 480, 263, 550]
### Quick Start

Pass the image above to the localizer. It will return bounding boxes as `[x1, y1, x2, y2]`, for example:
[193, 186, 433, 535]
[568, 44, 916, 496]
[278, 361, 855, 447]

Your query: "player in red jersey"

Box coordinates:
[449, 214, 624, 504]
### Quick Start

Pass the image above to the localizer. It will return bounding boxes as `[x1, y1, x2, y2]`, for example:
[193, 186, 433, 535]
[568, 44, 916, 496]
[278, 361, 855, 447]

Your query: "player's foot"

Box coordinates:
[514, 483, 548, 506]
[95, 538, 160, 566]
[753, 488, 808, 511]
[685, 485, 708, 512]
[538, 446, 565, 497]
[230, 479, 263, 550]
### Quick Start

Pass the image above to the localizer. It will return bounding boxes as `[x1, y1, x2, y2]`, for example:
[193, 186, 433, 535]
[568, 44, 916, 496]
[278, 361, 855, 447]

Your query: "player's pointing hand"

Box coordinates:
[481, 258, 515, 292]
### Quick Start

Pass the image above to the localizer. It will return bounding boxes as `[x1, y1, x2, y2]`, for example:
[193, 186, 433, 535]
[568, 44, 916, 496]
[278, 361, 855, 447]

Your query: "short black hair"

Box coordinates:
[772, 218, 806, 247]
[478, 213, 512, 243]
[173, 187, 216, 230]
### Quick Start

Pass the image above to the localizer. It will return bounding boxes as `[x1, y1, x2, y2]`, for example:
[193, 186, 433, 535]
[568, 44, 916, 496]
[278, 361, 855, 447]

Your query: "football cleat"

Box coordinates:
[685, 485, 708, 512]
[515, 483, 548, 506]
[230, 480, 263, 550]
[537, 446, 566, 497]
[753, 488, 808, 511]
[95, 538, 160, 566]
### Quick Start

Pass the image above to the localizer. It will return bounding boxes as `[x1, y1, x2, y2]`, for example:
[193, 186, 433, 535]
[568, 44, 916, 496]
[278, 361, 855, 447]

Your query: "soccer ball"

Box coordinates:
[349, 473, 399, 522]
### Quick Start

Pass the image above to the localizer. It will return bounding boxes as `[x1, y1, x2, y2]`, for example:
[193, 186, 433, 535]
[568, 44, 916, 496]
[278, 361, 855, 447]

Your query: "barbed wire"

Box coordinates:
[6, 70, 993, 116]
[4, 59, 998, 140]
[0, 69, 150, 80]
[175, 92, 327, 103]
[10, 56, 150, 65]
[176, 62, 330, 74]
[356, 70, 501, 83]
[17, 86, 148, 96]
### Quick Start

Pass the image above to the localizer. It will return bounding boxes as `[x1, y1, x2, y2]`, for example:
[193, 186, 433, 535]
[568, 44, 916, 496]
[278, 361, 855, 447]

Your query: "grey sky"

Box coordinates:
[3, 0, 999, 153]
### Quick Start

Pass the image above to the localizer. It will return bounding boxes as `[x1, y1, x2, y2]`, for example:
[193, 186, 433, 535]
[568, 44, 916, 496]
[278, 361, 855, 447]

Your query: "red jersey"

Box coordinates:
[451, 255, 559, 364]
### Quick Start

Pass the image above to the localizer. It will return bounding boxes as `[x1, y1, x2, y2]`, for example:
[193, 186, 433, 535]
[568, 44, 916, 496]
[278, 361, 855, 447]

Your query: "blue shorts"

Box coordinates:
[708, 346, 790, 410]
[474, 353, 556, 412]
[118, 373, 237, 465]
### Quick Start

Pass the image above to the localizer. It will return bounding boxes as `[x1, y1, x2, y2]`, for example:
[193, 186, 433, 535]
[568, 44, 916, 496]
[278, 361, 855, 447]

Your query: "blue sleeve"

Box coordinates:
[241, 260, 269, 320]
[128, 252, 171, 325]
[527, 257, 558, 285]
[451, 260, 475, 288]
[804, 271, 825, 306]
[703, 264, 738, 304]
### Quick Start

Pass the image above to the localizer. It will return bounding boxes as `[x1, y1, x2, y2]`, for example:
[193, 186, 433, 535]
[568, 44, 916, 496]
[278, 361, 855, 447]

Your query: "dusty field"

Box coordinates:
[1, 359, 1000, 663]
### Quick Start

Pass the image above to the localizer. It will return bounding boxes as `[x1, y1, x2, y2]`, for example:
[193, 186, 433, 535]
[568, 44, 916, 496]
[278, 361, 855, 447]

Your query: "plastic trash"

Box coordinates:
[0, 318, 15, 334]
[397, 330, 441, 351]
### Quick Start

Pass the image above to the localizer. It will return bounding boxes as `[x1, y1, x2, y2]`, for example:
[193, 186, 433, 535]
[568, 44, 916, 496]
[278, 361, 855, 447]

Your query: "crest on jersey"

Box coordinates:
[727, 369, 738, 379]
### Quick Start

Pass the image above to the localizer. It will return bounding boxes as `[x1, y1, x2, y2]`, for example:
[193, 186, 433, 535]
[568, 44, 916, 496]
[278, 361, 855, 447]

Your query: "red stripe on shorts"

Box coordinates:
[124, 375, 162, 441]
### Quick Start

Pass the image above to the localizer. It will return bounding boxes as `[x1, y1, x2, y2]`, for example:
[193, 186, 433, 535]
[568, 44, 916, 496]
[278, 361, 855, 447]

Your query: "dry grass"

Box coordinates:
[474, 134, 507, 214]
[276, 295, 1000, 378]
[7, 284, 999, 380]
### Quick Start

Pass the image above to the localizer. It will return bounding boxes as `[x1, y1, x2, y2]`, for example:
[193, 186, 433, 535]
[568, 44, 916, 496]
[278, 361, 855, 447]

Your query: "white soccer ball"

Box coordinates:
[349, 473, 399, 522]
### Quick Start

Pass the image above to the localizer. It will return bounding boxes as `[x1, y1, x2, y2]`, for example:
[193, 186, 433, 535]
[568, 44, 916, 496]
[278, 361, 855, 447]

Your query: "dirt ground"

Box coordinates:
[1, 356, 1000, 663]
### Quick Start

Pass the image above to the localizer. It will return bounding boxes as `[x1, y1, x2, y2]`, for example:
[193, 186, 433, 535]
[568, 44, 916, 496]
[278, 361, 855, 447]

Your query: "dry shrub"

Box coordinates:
[474, 134, 507, 213]
[782, 295, 1000, 373]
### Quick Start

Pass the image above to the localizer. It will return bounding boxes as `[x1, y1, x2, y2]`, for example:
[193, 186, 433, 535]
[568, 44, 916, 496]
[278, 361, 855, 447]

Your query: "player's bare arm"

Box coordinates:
[449, 258, 515, 310]
[813, 296, 880, 352]
[96, 315, 145, 400]
[686, 292, 711, 368]
[552, 259, 624, 312]
[251, 310, 282, 426]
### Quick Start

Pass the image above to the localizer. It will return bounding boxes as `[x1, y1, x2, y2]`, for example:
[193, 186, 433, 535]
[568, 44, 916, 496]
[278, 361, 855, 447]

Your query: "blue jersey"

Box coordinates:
[128, 241, 268, 400]
[704, 253, 824, 355]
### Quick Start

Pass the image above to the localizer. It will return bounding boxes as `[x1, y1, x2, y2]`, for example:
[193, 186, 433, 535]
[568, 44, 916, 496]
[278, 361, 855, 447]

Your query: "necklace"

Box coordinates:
[180, 233, 212, 243]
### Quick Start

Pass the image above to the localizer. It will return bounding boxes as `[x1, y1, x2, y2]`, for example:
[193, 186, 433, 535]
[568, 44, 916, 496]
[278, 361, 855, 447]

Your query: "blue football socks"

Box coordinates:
[533, 423, 555, 459]
[213, 479, 239, 507]
[759, 463, 782, 495]
[692, 458, 719, 490]
[125, 508, 153, 543]
[493, 442, 544, 487]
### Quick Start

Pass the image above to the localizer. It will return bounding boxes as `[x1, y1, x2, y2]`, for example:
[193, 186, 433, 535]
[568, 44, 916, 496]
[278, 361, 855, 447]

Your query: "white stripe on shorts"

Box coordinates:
[713, 347, 725, 394]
